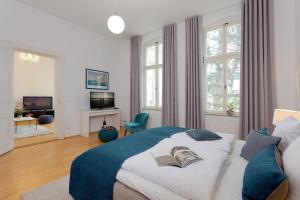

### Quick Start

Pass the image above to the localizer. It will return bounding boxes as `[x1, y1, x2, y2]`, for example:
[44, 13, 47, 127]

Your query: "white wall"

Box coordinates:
[14, 52, 55, 105]
[205, 115, 239, 134]
[114, 39, 131, 126]
[273, 0, 298, 110]
[0, 0, 120, 136]
[202, 4, 241, 26]
[296, 0, 300, 109]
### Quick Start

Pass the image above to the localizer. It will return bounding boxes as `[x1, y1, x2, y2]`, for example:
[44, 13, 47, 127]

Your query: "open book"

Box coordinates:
[152, 146, 202, 168]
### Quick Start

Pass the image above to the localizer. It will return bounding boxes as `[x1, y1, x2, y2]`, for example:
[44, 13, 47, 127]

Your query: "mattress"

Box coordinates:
[113, 181, 149, 200]
[116, 139, 247, 200]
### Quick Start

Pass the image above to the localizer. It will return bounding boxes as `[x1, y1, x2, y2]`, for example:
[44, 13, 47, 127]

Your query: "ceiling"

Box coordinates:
[17, 0, 240, 39]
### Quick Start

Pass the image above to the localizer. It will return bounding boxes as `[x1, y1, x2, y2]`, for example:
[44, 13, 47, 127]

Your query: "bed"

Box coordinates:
[114, 139, 247, 200]
[69, 126, 249, 200]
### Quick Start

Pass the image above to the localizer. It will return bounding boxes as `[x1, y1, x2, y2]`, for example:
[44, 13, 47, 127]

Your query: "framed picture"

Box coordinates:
[86, 68, 109, 90]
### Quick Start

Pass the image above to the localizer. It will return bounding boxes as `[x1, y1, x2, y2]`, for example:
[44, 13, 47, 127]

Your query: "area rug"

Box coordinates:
[14, 125, 55, 138]
[22, 176, 73, 200]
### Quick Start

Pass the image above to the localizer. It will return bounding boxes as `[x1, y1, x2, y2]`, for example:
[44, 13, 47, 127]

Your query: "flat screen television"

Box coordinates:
[23, 96, 53, 110]
[90, 92, 115, 109]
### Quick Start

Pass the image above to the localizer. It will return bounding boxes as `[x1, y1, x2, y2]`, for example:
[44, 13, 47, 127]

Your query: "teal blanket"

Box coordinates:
[69, 126, 186, 200]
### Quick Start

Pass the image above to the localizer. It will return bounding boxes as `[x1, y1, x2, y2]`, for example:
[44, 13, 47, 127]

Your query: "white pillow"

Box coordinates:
[283, 136, 300, 200]
[272, 116, 300, 152]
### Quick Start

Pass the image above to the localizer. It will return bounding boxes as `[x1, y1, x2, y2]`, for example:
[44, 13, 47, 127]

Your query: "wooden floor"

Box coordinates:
[0, 130, 125, 200]
[15, 133, 57, 149]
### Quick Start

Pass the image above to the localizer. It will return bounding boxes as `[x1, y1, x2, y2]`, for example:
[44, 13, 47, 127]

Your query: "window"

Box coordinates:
[204, 23, 241, 115]
[143, 41, 163, 109]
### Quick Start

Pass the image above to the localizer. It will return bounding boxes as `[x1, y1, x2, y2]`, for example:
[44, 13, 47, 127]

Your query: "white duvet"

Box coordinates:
[119, 132, 235, 200]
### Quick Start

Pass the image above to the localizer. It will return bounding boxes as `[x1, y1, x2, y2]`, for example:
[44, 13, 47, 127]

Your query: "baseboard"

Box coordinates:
[15, 138, 58, 149]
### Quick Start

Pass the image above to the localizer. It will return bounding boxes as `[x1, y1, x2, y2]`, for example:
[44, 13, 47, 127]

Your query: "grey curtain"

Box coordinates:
[239, 0, 274, 139]
[130, 35, 141, 121]
[162, 23, 178, 126]
[185, 16, 204, 129]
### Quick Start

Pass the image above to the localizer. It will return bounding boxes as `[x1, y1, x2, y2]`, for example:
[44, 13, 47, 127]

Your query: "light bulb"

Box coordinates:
[107, 15, 125, 34]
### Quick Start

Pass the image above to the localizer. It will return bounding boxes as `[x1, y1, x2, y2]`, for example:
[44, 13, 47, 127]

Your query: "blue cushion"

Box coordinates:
[186, 129, 222, 141]
[242, 145, 288, 200]
[258, 127, 269, 135]
[240, 130, 281, 161]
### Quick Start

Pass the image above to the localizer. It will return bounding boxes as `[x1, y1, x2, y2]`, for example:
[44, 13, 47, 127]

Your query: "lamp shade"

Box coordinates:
[273, 109, 300, 125]
[107, 15, 125, 34]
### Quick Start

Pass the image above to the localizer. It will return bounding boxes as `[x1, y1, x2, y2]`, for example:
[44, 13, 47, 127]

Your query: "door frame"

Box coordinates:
[5, 41, 66, 141]
[0, 41, 14, 154]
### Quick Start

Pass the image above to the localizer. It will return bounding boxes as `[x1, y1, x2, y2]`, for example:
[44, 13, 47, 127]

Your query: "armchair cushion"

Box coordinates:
[125, 112, 149, 134]
[125, 122, 143, 131]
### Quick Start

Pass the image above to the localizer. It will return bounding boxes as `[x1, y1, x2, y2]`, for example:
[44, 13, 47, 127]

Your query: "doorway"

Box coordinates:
[13, 50, 57, 147]
[0, 41, 65, 155]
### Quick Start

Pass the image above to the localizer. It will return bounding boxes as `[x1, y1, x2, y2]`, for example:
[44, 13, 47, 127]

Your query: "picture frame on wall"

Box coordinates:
[86, 68, 109, 90]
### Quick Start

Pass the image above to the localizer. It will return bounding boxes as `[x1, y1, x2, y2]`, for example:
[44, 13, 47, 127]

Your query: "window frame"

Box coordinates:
[203, 20, 241, 116]
[143, 39, 163, 110]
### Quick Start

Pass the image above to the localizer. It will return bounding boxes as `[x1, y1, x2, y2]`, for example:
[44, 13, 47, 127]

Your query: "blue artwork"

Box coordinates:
[86, 68, 109, 90]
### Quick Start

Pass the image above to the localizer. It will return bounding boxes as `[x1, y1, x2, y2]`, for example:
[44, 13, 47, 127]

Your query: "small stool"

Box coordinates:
[98, 128, 118, 142]
[38, 115, 54, 124]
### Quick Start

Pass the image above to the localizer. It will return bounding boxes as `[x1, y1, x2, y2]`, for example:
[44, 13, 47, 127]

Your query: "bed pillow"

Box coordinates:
[272, 116, 300, 153]
[242, 145, 288, 200]
[240, 130, 281, 161]
[282, 136, 300, 200]
[185, 129, 222, 141]
[258, 127, 269, 135]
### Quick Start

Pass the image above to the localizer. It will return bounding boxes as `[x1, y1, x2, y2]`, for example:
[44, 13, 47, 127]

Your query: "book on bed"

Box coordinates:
[152, 146, 202, 168]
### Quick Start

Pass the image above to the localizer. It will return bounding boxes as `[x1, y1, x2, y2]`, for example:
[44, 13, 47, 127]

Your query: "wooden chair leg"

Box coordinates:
[124, 129, 127, 136]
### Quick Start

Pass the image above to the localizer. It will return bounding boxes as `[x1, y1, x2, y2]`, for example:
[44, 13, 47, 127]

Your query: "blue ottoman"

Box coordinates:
[38, 115, 54, 124]
[98, 128, 118, 142]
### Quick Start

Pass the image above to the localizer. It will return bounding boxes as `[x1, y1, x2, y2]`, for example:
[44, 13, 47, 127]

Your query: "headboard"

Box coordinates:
[273, 109, 300, 126]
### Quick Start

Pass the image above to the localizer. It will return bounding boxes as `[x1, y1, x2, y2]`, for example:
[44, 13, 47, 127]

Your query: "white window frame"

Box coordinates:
[203, 20, 241, 116]
[143, 39, 163, 110]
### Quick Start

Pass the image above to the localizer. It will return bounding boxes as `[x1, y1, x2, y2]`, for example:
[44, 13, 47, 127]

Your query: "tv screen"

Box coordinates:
[23, 96, 53, 110]
[90, 92, 114, 109]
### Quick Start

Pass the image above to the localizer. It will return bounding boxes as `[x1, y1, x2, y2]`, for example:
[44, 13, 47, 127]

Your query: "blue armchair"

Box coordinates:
[124, 112, 149, 136]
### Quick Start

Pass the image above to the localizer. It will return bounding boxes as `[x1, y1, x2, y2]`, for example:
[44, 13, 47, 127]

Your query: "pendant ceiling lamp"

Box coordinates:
[107, 0, 125, 34]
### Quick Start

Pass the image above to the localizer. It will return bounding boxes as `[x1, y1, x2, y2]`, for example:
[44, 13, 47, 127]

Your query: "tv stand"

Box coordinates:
[80, 109, 120, 137]
[20, 109, 55, 118]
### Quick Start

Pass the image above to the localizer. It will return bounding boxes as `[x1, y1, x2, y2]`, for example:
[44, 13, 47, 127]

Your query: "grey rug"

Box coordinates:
[22, 176, 73, 200]
[15, 125, 55, 138]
